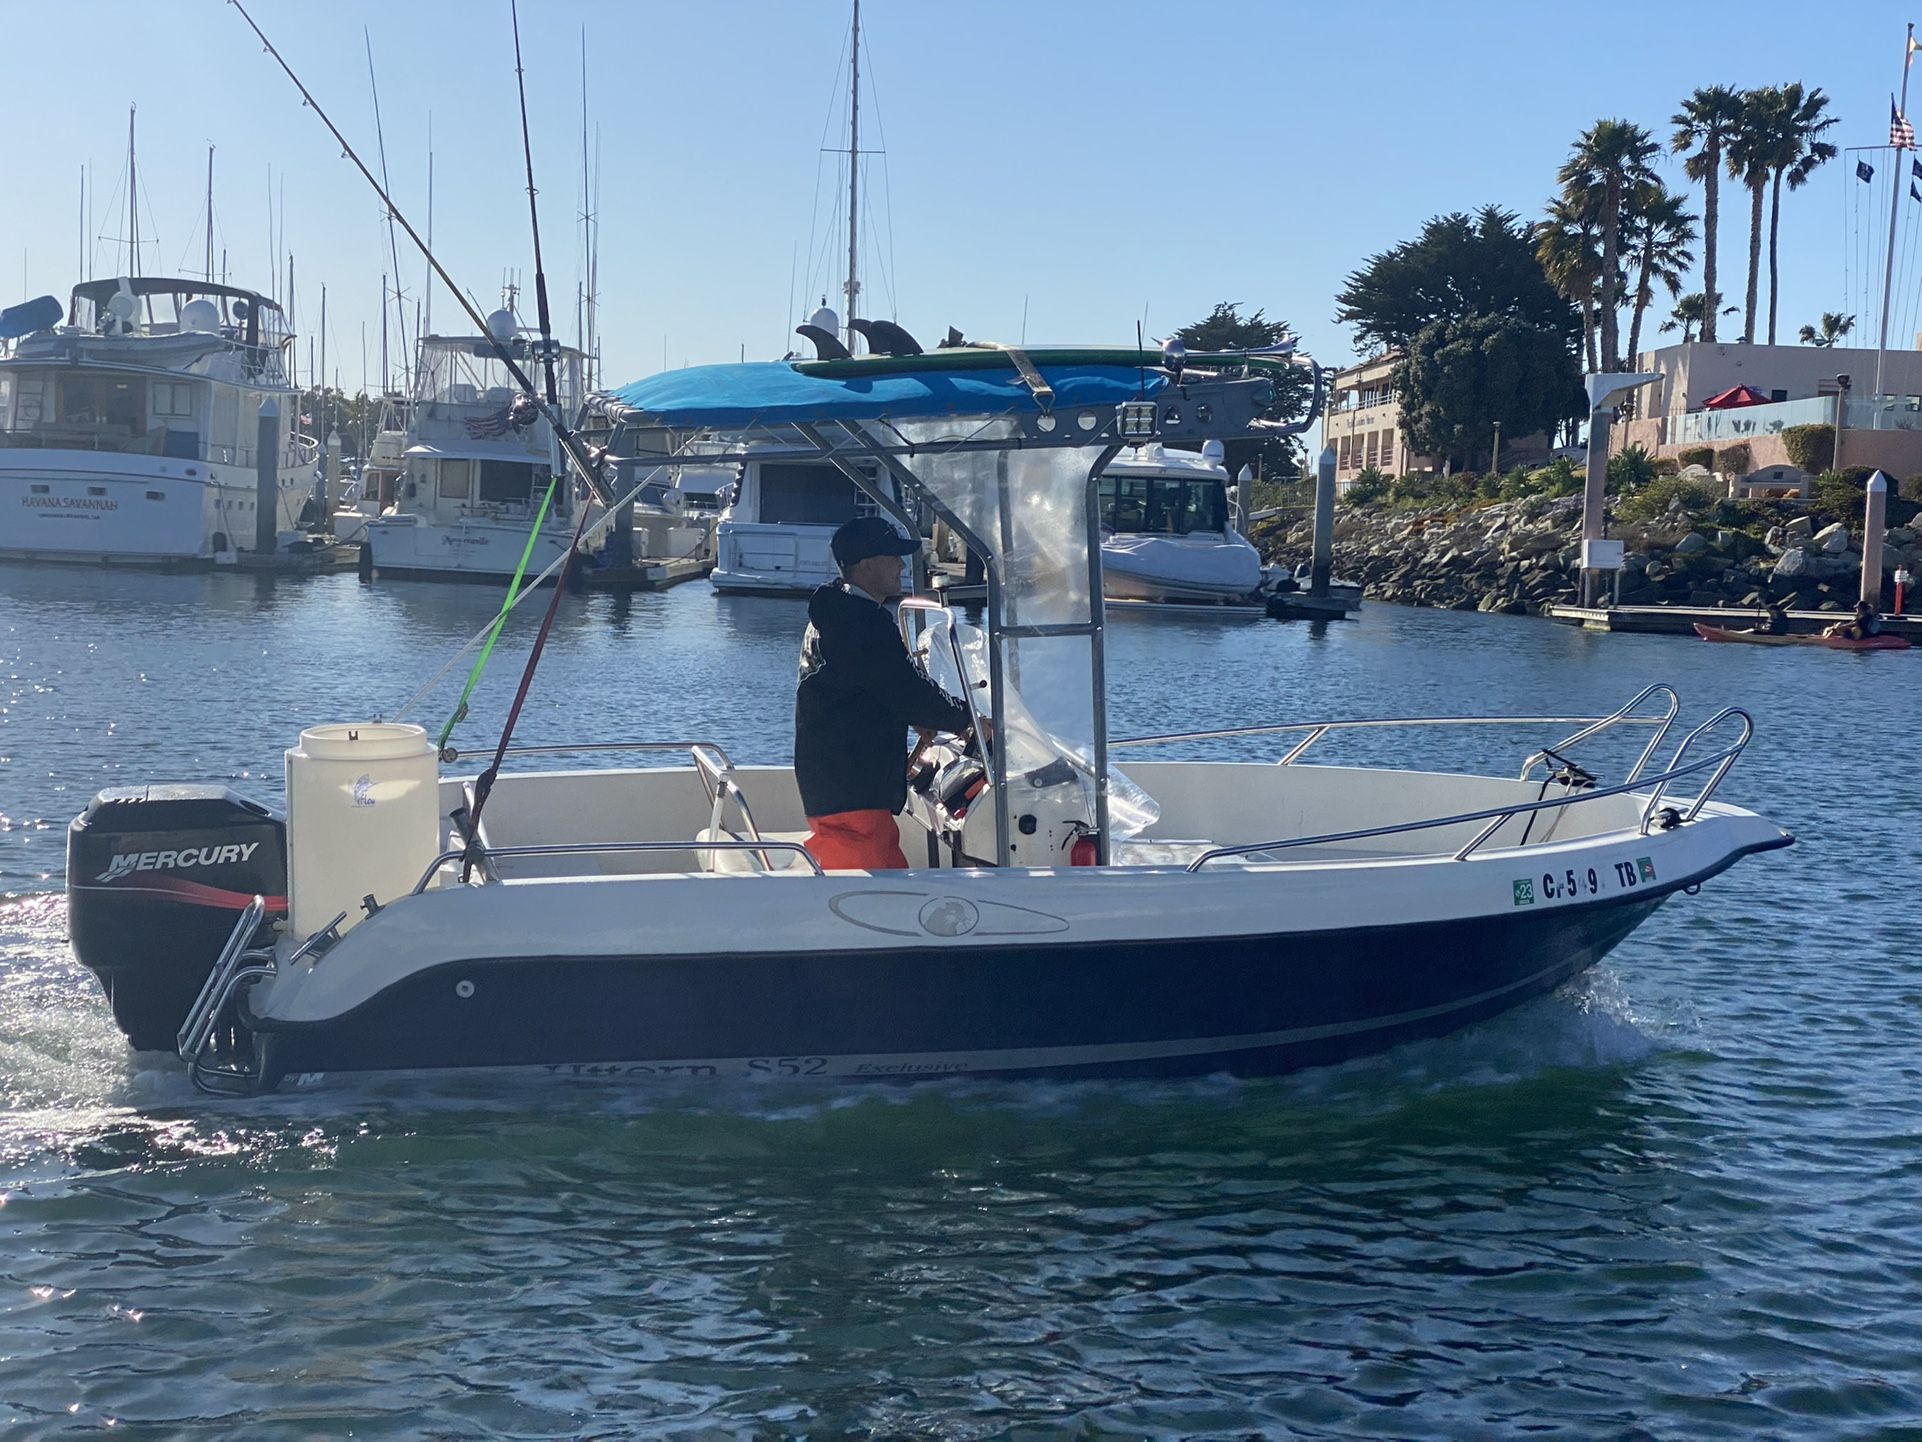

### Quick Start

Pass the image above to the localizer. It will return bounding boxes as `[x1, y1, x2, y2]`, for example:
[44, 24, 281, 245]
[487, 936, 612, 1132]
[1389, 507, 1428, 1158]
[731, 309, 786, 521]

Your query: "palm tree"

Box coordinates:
[1763, 83, 1838, 344]
[1536, 194, 1604, 372]
[1797, 311, 1856, 346]
[1726, 88, 1784, 345]
[1662, 292, 1738, 344]
[1671, 85, 1744, 345]
[1557, 120, 1660, 371]
[1623, 183, 1697, 366]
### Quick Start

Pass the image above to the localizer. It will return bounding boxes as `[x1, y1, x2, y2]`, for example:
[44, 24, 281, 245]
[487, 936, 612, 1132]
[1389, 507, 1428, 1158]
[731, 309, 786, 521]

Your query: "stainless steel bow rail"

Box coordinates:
[1113, 683, 1682, 780]
[1178, 707, 1753, 872]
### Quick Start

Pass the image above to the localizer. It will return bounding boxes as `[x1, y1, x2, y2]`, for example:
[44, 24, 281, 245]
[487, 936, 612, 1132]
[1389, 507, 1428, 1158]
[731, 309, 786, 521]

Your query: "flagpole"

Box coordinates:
[1874, 21, 1916, 411]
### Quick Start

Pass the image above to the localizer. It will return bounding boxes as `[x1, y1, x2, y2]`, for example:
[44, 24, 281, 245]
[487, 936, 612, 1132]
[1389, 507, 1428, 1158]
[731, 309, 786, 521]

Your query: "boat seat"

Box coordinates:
[694, 827, 814, 874]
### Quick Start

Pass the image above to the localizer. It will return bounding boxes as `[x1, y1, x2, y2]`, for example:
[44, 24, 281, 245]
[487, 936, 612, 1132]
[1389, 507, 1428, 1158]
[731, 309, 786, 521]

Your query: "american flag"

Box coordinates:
[1894, 97, 1916, 149]
[464, 405, 512, 439]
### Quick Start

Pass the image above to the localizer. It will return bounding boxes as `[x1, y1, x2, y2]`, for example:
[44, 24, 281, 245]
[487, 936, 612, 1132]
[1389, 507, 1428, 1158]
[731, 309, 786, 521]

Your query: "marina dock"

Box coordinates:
[1544, 603, 1922, 638]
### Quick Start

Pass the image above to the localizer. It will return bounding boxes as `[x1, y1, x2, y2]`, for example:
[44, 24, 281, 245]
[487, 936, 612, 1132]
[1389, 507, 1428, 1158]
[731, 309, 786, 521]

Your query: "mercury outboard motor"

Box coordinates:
[67, 786, 286, 1051]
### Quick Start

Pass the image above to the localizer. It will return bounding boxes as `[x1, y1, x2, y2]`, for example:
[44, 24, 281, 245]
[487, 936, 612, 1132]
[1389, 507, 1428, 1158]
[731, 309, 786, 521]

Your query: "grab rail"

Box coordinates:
[690, 744, 778, 869]
[1183, 718, 1752, 872]
[1639, 707, 1753, 830]
[1517, 684, 1679, 783]
[410, 838, 823, 894]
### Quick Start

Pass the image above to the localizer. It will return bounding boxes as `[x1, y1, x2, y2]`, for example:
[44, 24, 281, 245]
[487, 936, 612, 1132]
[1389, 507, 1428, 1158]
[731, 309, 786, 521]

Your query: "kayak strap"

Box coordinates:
[964, 341, 1053, 411]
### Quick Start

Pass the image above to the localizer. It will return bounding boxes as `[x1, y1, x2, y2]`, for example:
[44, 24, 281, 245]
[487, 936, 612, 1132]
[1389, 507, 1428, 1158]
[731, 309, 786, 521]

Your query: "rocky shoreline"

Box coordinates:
[1254, 496, 1921, 615]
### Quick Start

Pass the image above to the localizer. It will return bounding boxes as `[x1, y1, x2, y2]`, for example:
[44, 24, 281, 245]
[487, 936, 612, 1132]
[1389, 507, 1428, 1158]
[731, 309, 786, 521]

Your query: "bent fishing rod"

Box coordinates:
[227, 0, 612, 511]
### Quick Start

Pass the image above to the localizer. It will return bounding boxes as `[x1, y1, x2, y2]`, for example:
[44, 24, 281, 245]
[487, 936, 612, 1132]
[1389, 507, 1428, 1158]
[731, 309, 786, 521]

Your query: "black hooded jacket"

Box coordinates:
[794, 581, 972, 817]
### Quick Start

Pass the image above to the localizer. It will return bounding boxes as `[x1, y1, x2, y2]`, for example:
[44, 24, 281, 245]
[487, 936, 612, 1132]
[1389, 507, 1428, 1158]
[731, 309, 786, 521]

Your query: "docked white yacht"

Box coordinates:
[0, 278, 317, 565]
[360, 316, 607, 582]
[1098, 441, 1265, 606]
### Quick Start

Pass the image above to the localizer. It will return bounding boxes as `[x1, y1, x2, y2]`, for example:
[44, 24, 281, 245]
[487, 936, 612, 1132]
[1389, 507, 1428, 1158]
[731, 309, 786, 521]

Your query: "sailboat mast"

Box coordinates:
[1874, 20, 1916, 405]
[844, 0, 860, 350]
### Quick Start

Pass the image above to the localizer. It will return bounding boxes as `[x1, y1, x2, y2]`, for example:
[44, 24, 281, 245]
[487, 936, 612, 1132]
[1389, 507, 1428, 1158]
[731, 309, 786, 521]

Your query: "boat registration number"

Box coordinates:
[1512, 856, 1657, 906]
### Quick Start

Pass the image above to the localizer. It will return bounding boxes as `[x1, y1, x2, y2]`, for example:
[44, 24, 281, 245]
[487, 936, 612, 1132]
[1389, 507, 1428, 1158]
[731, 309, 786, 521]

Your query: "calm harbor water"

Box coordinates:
[0, 565, 1917, 1439]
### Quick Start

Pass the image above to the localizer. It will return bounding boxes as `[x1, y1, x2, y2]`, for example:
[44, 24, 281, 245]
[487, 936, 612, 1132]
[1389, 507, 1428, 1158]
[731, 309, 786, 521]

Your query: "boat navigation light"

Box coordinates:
[1161, 338, 1186, 378]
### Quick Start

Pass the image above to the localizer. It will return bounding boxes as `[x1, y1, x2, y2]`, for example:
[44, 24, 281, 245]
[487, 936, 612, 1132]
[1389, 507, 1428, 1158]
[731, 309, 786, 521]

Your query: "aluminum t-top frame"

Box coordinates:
[595, 366, 1310, 865]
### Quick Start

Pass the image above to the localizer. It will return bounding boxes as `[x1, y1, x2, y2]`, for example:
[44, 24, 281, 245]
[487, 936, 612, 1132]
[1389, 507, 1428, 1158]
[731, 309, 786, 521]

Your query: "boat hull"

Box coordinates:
[251, 895, 1660, 1085]
[362, 516, 592, 582]
[0, 450, 307, 564]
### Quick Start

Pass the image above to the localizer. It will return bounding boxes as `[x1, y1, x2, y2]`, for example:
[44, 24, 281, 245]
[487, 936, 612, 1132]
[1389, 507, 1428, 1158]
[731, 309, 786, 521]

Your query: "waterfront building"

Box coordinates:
[1613, 340, 1922, 478]
[1322, 353, 1553, 486]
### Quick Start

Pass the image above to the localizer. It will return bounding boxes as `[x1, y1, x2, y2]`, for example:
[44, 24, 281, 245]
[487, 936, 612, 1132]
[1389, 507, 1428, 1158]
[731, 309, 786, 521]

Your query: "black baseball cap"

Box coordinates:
[831, 516, 919, 567]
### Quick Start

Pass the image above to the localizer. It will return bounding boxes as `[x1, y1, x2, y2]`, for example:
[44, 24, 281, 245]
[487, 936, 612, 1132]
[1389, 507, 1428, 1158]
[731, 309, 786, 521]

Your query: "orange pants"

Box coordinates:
[805, 809, 910, 870]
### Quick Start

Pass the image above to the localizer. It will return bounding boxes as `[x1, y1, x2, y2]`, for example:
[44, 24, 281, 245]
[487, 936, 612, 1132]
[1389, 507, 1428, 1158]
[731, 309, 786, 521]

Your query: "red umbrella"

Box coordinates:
[1702, 385, 1772, 409]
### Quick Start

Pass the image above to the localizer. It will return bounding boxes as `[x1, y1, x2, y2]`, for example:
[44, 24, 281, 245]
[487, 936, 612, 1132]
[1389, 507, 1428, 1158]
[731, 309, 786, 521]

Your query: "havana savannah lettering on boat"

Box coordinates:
[22, 496, 118, 511]
[97, 842, 262, 883]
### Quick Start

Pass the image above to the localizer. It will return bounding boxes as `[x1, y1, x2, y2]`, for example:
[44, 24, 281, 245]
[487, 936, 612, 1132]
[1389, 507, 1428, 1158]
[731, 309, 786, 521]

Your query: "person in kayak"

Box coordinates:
[794, 516, 975, 870]
[1824, 600, 1883, 641]
[1746, 601, 1790, 636]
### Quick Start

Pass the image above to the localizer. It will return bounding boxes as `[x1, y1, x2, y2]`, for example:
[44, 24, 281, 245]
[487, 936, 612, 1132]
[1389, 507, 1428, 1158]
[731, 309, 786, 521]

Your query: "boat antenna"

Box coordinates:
[845, 0, 861, 349]
[204, 145, 215, 283]
[126, 105, 139, 278]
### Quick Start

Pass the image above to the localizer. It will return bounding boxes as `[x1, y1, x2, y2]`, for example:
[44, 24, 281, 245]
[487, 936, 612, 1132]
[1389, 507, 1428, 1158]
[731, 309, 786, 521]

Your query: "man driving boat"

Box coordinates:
[794, 517, 974, 870]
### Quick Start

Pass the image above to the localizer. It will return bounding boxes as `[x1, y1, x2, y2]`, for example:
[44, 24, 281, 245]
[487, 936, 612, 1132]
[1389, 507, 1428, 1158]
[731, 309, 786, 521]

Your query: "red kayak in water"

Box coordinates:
[1693, 622, 1912, 651]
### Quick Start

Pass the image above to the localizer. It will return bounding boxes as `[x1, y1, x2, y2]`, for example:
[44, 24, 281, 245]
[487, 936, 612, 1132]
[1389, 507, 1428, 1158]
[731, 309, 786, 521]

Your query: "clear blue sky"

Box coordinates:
[6, 1, 1918, 392]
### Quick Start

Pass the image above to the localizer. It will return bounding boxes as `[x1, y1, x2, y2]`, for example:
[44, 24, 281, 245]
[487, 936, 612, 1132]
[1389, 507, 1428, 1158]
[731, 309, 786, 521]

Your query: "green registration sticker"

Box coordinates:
[1512, 878, 1536, 906]
[1638, 856, 1657, 882]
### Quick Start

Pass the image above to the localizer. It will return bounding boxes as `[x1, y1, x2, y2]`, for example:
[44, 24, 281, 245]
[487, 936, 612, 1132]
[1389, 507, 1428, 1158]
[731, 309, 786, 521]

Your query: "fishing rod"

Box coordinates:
[455, 0, 611, 848]
[226, 0, 613, 510]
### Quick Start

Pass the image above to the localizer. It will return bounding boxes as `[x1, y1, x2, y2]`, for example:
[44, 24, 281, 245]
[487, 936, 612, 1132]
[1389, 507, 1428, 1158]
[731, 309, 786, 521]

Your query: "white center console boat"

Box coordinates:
[62, 345, 1790, 1092]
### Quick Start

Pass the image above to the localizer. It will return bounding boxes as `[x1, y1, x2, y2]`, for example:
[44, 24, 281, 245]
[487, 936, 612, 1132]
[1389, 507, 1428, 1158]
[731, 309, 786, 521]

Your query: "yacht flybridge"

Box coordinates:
[0, 278, 316, 565]
[64, 342, 1790, 1092]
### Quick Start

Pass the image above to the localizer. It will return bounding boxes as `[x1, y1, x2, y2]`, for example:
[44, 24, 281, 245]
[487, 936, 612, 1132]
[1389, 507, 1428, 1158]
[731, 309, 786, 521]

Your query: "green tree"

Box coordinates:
[1761, 83, 1838, 344]
[1392, 314, 1584, 472]
[1334, 206, 1577, 356]
[1556, 119, 1660, 371]
[1170, 302, 1313, 477]
[1671, 85, 1745, 345]
[1797, 311, 1856, 346]
[1623, 183, 1696, 367]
